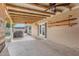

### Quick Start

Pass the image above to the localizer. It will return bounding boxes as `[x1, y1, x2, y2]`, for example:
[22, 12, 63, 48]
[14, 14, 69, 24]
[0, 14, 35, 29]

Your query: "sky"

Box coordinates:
[14, 24, 26, 27]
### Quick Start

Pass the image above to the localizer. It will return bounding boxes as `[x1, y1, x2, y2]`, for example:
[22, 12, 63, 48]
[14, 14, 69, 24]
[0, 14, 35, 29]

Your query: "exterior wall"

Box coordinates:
[31, 6, 79, 48]
[32, 18, 79, 49]
[32, 24, 38, 37]
[47, 21, 79, 48]
[32, 23, 47, 40]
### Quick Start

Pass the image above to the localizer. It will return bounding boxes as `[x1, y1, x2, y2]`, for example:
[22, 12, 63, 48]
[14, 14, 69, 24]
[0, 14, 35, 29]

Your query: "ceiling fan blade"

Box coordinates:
[45, 8, 63, 12]
[56, 3, 70, 6]
[49, 3, 56, 6]
[56, 9, 63, 12]
[45, 3, 70, 13]
[45, 3, 65, 13]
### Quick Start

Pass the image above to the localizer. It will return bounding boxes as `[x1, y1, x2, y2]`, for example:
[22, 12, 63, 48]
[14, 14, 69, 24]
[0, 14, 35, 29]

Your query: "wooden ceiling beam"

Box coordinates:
[13, 20, 32, 23]
[48, 18, 77, 24]
[13, 19, 39, 22]
[8, 10, 50, 17]
[30, 3, 48, 9]
[13, 20, 33, 24]
[11, 15, 44, 19]
[11, 16, 41, 21]
[10, 13, 46, 18]
[12, 19, 38, 21]
[11, 16, 43, 20]
[10, 15, 45, 18]
[6, 3, 52, 15]
[48, 23, 77, 27]
[12, 16, 41, 23]
[12, 18, 40, 24]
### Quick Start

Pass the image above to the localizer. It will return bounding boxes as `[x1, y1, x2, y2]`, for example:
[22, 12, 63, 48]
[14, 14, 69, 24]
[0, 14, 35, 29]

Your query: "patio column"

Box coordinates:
[4, 4, 14, 42]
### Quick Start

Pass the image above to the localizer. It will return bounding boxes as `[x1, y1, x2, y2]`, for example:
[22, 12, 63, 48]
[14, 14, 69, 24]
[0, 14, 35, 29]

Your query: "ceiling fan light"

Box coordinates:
[49, 3, 56, 14]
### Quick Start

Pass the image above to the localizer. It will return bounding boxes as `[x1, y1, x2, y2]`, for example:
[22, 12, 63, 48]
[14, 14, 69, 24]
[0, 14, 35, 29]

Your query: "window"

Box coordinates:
[38, 23, 47, 38]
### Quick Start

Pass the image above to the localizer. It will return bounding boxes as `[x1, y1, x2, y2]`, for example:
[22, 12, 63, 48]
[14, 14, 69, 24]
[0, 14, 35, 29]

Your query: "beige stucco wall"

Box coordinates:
[46, 7, 79, 48]
[31, 6, 79, 48]
[47, 21, 79, 48]
[32, 18, 79, 49]
[32, 17, 79, 49]
[31, 23, 38, 37]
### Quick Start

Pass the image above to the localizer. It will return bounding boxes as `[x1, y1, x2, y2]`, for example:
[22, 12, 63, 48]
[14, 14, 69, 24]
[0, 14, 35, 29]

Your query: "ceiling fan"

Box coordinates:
[46, 3, 71, 14]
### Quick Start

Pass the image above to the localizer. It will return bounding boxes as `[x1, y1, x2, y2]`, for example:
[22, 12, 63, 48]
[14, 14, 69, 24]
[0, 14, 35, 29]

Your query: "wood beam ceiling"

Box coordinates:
[13, 20, 40, 24]
[30, 3, 48, 9]
[8, 10, 50, 17]
[8, 9, 47, 24]
[6, 3, 73, 24]
[48, 18, 77, 27]
[48, 18, 77, 24]
[12, 17, 41, 24]
[11, 15, 44, 19]
[12, 20, 33, 24]
[10, 10, 44, 21]
[31, 3, 63, 12]
[48, 23, 77, 27]
[11, 16, 43, 20]
[10, 14, 45, 18]
[9, 12, 47, 18]
[11, 15, 42, 23]
[6, 3, 53, 15]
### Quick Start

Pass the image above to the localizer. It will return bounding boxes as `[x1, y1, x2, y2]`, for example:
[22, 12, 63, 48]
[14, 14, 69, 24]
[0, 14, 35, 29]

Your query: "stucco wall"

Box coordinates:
[32, 18, 79, 48]
[31, 24, 38, 37]
[47, 22, 79, 48]
[31, 7, 79, 48]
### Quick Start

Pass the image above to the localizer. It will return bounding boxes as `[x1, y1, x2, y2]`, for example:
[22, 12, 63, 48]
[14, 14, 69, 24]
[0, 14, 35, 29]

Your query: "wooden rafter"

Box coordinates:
[8, 9, 45, 24]
[13, 20, 33, 24]
[10, 12, 47, 18]
[48, 23, 77, 27]
[48, 18, 77, 24]
[10, 14, 44, 24]
[11, 16, 43, 20]
[12, 17, 40, 24]
[8, 10, 50, 17]
[10, 14, 45, 18]
[31, 3, 63, 12]
[11, 15, 44, 19]
[6, 3, 53, 15]
[30, 3, 48, 9]
[11, 15, 42, 23]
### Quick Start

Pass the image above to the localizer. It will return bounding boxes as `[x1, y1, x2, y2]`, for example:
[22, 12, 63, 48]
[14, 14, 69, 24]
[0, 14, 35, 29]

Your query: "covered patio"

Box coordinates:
[0, 3, 79, 56]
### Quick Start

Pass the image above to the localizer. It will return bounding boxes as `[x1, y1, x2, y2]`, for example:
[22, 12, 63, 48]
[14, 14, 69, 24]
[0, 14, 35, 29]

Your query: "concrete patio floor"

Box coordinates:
[0, 35, 79, 56]
[12, 34, 35, 42]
